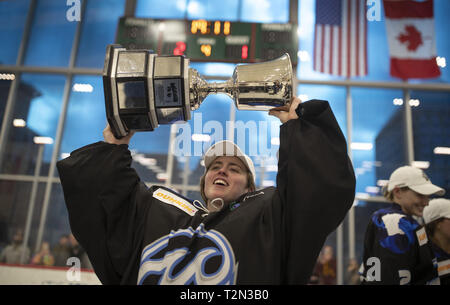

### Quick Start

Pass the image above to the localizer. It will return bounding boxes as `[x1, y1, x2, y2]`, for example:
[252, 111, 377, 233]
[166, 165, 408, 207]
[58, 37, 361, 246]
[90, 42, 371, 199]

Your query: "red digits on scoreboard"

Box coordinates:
[173, 42, 186, 55]
[241, 45, 248, 59]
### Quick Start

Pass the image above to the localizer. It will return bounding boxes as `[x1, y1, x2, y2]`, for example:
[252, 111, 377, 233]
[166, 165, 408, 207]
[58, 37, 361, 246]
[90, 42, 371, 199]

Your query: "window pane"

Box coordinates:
[76, 0, 126, 68]
[0, 180, 85, 268]
[24, 0, 77, 67]
[39, 183, 82, 268]
[183, 156, 203, 188]
[136, 0, 187, 19]
[351, 88, 405, 198]
[297, 85, 347, 137]
[410, 90, 450, 195]
[241, 0, 289, 23]
[0, 0, 30, 65]
[234, 107, 280, 188]
[189, 93, 231, 151]
[0, 74, 66, 176]
[0, 180, 37, 265]
[166, 94, 231, 188]
[187, 190, 202, 203]
[186, 0, 239, 21]
[0, 80, 13, 128]
[190, 62, 236, 77]
[60, 75, 105, 156]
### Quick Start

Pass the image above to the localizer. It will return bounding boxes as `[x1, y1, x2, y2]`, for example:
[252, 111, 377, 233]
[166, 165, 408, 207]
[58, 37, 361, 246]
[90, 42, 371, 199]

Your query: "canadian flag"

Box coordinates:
[383, 0, 441, 79]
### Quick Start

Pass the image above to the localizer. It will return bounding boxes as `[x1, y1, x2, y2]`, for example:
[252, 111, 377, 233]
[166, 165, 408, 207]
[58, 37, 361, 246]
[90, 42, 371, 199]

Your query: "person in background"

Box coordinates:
[345, 258, 361, 285]
[52, 234, 71, 267]
[0, 230, 30, 264]
[308, 261, 320, 285]
[360, 166, 445, 285]
[422, 198, 450, 285]
[68, 233, 92, 269]
[30, 241, 55, 267]
[313, 245, 337, 285]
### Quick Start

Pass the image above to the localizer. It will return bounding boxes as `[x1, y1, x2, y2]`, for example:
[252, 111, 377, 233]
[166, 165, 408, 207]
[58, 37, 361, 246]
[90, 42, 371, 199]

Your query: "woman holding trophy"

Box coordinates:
[56, 46, 356, 285]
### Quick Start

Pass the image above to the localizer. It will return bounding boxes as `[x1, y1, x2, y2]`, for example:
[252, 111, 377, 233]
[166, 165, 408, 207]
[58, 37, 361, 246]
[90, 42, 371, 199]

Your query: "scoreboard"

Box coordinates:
[115, 17, 298, 64]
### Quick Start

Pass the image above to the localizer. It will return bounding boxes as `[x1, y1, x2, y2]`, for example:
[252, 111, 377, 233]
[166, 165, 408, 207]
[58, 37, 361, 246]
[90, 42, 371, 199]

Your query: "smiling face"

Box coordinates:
[393, 188, 430, 217]
[204, 156, 250, 209]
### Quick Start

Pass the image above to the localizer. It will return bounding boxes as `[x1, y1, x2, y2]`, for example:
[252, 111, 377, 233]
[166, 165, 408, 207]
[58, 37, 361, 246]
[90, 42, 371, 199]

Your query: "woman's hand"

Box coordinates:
[268, 96, 302, 124]
[103, 124, 135, 145]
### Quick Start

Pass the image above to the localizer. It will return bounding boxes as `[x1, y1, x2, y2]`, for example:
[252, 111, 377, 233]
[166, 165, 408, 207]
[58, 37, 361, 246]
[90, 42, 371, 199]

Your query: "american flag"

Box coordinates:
[314, 0, 368, 77]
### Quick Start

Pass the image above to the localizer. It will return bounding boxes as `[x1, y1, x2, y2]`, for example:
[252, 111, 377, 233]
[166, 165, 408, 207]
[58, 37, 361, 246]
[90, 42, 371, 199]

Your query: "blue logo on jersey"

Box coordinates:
[373, 211, 418, 254]
[137, 223, 237, 285]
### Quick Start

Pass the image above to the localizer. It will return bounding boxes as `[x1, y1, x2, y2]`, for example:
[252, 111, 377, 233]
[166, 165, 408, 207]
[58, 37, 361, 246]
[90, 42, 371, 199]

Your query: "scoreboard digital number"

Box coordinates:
[115, 17, 298, 65]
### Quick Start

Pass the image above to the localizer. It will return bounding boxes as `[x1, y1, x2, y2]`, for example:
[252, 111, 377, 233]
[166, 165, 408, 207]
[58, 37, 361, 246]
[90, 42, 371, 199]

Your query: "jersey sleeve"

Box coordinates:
[57, 141, 149, 284]
[276, 99, 356, 284]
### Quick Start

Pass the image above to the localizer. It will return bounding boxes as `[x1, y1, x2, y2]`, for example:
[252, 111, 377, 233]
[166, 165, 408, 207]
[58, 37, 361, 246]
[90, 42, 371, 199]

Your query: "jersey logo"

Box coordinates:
[375, 211, 418, 254]
[138, 223, 238, 285]
[153, 188, 197, 216]
[416, 227, 428, 246]
[381, 214, 405, 236]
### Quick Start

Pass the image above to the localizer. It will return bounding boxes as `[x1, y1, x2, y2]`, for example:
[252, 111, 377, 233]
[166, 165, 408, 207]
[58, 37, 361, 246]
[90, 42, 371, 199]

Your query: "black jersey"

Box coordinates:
[360, 204, 438, 284]
[415, 227, 450, 285]
[429, 241, 450, 285]
[56, 100, 355, 285]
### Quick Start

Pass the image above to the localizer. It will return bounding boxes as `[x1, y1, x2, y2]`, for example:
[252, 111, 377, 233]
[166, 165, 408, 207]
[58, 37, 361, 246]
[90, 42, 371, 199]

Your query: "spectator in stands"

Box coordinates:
[30, 241, 55, 266]
[345, 258, 361, 285]
[69, 233, 92, 269]
[312, 245, 337, 285]
[52, 234, 71, 267]
[308, 266, 320, 285]
[0, 229, 30, 264]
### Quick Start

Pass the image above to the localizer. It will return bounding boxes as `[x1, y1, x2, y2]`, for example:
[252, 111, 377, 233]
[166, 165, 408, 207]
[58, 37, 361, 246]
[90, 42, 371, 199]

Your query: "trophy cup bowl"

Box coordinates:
[103, 44, 294, 138]
[189, 53, 294, 111]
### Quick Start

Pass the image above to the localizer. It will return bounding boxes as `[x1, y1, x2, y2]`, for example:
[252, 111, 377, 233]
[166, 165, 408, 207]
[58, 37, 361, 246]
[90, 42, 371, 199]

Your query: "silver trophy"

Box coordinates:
[103, 44, 293, 138]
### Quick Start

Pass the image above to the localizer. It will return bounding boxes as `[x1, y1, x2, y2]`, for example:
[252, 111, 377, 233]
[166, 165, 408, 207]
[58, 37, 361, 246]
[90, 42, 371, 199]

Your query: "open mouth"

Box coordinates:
[213, 178, 229, 186]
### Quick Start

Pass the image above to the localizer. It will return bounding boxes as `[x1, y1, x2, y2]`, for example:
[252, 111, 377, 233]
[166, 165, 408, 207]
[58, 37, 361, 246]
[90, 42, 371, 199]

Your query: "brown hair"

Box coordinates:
[383, 186, 409, 202]
[199, 167, 256, 203]
[425, 218, 444, 238]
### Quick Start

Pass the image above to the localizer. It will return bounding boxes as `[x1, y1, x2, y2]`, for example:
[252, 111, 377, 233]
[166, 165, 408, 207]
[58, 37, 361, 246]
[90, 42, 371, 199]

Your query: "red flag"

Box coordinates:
[383, 0, 441, 79]
[313, 0, 368, 77]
